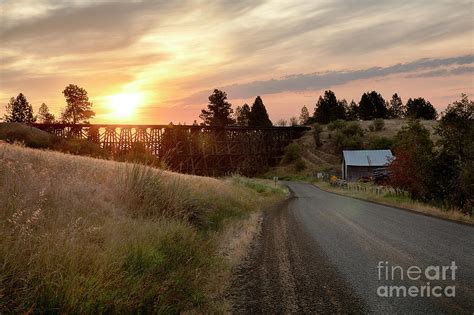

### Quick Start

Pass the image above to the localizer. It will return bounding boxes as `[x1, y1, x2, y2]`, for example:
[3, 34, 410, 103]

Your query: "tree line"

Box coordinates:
[199, 89, 273, 127]
[3, 84, 95, 124]
[303, 90, 438, 125]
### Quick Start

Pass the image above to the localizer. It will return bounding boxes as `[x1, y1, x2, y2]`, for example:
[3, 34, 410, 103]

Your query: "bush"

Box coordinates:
[282, 143, 301, 164]
[294, 159, 306, 172]
[313, 123, 323, 147]
[369, 119, 385, 131]
[57, 138, 110, 158]
[368, 136, 395, 149]
[343, 122, 364, 137]
[327, 119, 346, 131]
[333, 131, 363, 153]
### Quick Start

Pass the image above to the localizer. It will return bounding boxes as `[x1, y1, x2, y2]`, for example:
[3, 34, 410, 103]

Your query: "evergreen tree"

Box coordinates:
[3, 93, 36, 123]
[235, 103, 251, 126]
[313, 90, 346, 124]
[37, 103, 55, 123]
[405, 97, 437, 119]
[388, 93, 404, 118]
[199, 89, 235, 126]
[358, 91, 387, 120]
[299, 105, 310, 125]
[61, 84, 95, 123]
[249, 96, 272, 127]
[346, 100, 359, 120]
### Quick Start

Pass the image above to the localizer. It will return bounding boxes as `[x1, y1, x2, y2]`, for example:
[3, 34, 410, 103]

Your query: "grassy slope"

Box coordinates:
[0, 143, 285, 313]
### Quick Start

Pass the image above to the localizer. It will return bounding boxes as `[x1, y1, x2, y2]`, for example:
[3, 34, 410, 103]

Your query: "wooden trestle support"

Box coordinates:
[33, 124, 310, 176]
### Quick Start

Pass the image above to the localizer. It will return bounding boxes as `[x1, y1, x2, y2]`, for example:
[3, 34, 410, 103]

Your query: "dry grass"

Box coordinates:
[313, 181, 473, 225]
[0, 143, 284, 313]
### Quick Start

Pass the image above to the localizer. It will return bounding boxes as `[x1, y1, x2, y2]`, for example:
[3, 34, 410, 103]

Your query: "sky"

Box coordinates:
[0, 0, 473, 124]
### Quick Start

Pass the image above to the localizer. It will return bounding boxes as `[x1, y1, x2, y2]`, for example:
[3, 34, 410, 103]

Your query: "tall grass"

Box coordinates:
[0, 143, 281, 313]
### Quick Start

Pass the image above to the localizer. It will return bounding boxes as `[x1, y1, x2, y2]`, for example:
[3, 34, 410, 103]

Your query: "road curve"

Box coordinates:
[230, 182, 474, 314]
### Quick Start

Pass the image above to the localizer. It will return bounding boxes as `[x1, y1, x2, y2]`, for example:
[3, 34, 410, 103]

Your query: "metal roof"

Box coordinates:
[342, 149, 393, 166]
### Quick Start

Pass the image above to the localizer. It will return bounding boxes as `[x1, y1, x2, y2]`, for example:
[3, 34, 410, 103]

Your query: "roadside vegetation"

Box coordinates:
[0, 143, 285, 313]
[313, 181, 473, 224]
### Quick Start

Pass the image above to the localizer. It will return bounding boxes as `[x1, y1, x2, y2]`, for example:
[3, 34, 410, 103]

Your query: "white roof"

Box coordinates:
[343, 149, 393, 166]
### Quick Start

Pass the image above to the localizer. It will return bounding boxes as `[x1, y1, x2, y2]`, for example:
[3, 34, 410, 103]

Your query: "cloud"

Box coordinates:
[178, 55, 474, 102]
[406, 66, 474, 78]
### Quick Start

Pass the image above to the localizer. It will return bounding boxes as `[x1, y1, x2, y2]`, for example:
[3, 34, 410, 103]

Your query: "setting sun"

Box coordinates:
[106, 92, 142, 119]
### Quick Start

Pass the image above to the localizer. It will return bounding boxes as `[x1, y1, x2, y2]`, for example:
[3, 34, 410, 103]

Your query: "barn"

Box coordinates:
[342, 149, 393, 181]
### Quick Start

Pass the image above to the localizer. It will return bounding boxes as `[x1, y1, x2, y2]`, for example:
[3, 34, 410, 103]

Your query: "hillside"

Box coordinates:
[269, 119, 439, 177]
[0, 143, 285, 313]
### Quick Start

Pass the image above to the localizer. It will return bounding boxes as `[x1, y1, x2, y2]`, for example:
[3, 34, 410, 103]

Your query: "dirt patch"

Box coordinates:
[228, 199, 366, 313]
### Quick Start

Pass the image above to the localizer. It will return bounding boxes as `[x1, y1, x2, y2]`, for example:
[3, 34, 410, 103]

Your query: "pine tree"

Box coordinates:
[235, 103, 251, 126]
[405, 97, 437, 120]
[388, 93, 404, 118]
[3, 93, 36, 123]
[313, 90, 345, 124]
[346, 100, 359, 120]
[299, 105, 310, 125]
[249, 96, 272, 127]
[358, 91, 387, 120]
[61, 84, 95, 124]
[199, 89, 235, 126]
[37, 103, 55, 123]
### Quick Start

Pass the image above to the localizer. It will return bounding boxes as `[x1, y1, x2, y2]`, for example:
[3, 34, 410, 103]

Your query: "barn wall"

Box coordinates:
[346, 166, 378, 181]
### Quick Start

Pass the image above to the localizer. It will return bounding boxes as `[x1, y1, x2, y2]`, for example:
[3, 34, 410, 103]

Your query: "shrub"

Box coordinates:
[333, 130, 363, 153]
[294, 159, 306, 172]
[282, 143, 301, 164]
[368, 136, 395, 149]
[57, 138, 110, 158]
[327, 119, 346, 131]
[313, 123, 323, 147]
[369, 119, 385, 131]
[343, 122, 364, 137]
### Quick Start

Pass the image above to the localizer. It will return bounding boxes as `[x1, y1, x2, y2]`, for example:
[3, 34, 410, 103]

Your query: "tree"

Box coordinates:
[389, 120, 433, 199]
[276, 119, 288, 126]
[432, 94, 474, 211]
[61, 84, 95, 123]
[346, 100, 359, 120]
[3, 93, 36, 123]
[388, 93, 404, 118]
[358, 91, 387, 120]
[235, 103, 251, 126]
[405, 97, 437, 120]
[299, 105, 310, 125]
[313, 90, 346, 124]
[199, 89, 235, 126]
[289, 116, 298, 126]
[249, 96, 272, 127]
[37, 103, 55, 123]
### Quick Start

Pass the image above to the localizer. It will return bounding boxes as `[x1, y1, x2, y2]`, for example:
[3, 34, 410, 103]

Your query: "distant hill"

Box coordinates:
[268, 119, 439, 177]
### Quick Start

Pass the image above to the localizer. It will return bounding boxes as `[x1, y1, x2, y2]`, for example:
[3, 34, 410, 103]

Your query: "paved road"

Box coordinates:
[230, 182, 474, 314]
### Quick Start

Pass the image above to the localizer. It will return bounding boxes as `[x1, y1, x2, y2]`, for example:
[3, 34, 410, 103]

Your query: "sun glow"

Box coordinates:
[106, 92, 142, 119]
